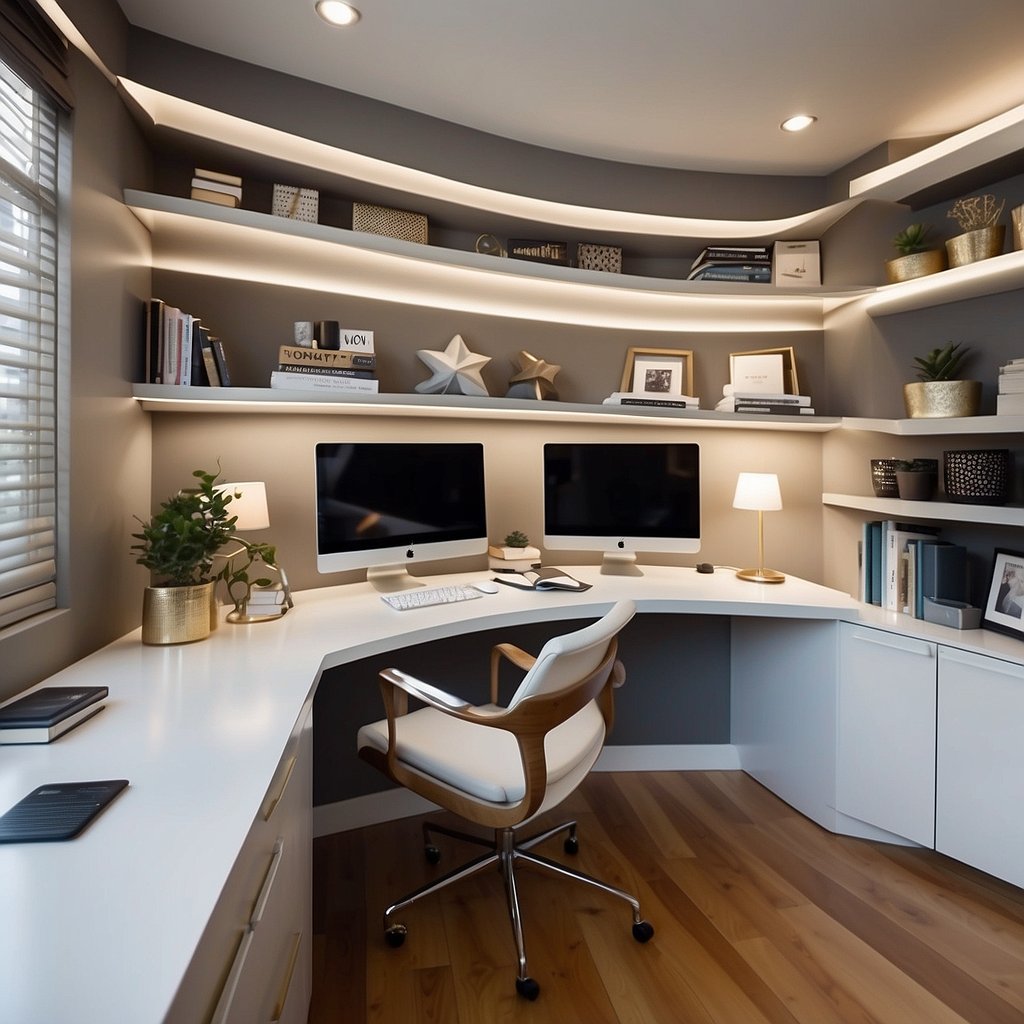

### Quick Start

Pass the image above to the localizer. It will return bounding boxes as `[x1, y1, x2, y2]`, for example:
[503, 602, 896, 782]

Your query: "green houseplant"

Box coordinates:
[903, 342, 981, 418]
[885, 223, 946, 283]
[488, 528, 541, 562]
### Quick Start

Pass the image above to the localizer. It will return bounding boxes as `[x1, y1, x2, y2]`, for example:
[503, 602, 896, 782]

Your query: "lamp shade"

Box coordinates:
[733, 472, 782, 512]
[219, 481, 270, 531]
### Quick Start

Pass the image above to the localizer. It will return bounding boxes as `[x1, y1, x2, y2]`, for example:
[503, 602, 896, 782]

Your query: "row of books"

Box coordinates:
[602, 391, 699, 410]
[715, 392, 815, 415]
[859, 520, 967, 615]
[687, 245, 772, 284]
[0, 685, 107, 744]
[145, 298, 231, 386]
[270, 330, 379, 394]
[996, 356, 1024, 414]
[190, 167, 242, 209]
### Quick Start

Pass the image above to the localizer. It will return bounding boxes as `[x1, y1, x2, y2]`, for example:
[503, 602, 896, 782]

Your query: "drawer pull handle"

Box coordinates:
[271, 932, 303, 1022]
[251, 839, 285, 927]
[262, 756, 297, 821]
[209, 929, 254, 1024]
[942, 647, 1024, 678]
[851, 631, 934, 657]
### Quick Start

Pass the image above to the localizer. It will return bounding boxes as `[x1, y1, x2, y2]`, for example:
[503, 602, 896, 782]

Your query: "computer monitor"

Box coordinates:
[314, 441, 488, 591]
[542, 441, 700, 575]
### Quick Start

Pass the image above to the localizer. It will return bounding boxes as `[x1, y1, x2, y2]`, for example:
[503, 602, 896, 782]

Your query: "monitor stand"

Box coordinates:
[366, 563, 425, 593]
[600, 551, 644, 577]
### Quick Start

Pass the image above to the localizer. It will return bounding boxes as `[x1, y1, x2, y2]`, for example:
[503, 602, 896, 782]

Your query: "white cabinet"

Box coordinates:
[167, 703, 313, 1024]
[936, 647, 1024, 889]
[836, 624, 936, 846]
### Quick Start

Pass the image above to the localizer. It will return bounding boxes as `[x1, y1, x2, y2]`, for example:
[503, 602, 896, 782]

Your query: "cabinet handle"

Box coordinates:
[271, 932, 303, 1023]
[942, 647, 1024, 678]
[209, 928, 254, 1024]
[251, 839, 285, 927]
[262, 755, 297, 822]
[850, 630, 934, 658]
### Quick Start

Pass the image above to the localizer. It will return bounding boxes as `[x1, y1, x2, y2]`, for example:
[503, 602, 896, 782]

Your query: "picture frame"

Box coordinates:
[982, 548, 1024, 638]
[620, 347, 694, 397]
[730, 346, 800, 395]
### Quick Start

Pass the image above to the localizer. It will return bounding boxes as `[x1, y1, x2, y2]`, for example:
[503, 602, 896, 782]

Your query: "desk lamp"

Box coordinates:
[732, 472, 785, 584]
[218, 481, 293, 622]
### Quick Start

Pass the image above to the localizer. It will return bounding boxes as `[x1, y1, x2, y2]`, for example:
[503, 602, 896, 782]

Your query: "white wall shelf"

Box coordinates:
[822, 492, 1024, 528]
[131, 385, 844, 431]
[839, 413, 1024, 436]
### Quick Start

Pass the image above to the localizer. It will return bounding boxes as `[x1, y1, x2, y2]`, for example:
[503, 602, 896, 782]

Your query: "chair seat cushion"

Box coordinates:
[357, 701, 605, 805]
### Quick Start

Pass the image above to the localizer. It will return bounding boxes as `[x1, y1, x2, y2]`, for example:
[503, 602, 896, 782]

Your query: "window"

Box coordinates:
[0, 54, 61, 628]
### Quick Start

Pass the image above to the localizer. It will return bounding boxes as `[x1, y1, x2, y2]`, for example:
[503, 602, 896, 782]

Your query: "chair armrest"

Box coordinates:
[490, 642, 536, 704]
[379, 667, 472, 714]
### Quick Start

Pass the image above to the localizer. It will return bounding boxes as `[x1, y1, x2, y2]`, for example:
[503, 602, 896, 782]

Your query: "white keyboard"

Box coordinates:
[380, 585, 484, 611]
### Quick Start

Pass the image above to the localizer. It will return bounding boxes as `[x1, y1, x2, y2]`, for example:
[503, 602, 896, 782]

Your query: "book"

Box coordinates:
[0, 686, 108, 744]
[688, 264, 772, 283]
[920, 542, 967, 609]
[278, 345, 376, 369]
[189, 187, 240, 208]
[618, 397, 699, 409]
[734, 404, 815, 415]
[996, 393, 1024, 414]
[492, 567, 591, 592]
[0, 779, 128, 841]
[145, 297, 164, 383]
[869, 521, 883, 606]
[338, 330, 374, 353]
[211, 338, 232, 387]
[194, 167, 242, 187]
[883, 522, 940, 612]
[275, 364, 375, 379]
[691, 245, 771, 268]
[270, 370, 379, 393]
[190, 176, 242, 200]
[732, 392, 811, 406]
[196, 325, 221, 386]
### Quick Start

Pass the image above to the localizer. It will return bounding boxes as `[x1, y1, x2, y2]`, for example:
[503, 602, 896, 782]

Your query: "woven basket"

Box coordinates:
[352, 202, 428, 244]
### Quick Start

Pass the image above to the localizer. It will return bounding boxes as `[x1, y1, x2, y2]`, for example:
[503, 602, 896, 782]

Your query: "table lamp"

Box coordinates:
[732, 472, 785, 584]
[217, 481, 293, 622]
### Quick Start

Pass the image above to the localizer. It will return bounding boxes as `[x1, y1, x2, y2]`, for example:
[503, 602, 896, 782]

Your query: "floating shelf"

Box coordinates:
[822, 492, 1024, 528]
[839, 413, 1024, 436]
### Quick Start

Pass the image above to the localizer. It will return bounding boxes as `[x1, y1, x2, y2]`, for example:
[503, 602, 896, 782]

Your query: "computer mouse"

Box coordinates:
[470, 581, 501, 594]
[696, 562, 715, 574]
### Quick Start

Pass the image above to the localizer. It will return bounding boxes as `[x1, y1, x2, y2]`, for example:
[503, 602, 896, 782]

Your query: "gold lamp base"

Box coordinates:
[736, 567, 786, 584]
[226, 605, 288, 624]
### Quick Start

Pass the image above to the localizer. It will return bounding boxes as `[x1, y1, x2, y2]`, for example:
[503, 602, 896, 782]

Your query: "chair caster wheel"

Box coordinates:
[385, 924, 407, 948]
[424, 844, 441, 865]
[632, 920, 654, 943]
[563, 836, 579, 855]
[515, 976, 540, 1000]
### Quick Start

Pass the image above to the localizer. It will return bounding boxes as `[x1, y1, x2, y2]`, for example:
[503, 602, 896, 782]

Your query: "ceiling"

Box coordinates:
[114, 0, 1024, 177]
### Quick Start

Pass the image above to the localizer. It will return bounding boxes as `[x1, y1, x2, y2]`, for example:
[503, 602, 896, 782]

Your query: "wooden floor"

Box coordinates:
[310, 771, 1024, 1023]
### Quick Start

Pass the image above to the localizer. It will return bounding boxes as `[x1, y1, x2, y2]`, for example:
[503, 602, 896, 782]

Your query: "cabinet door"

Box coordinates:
[837, 624, 936, 846]
[936, 647, 1024, 888]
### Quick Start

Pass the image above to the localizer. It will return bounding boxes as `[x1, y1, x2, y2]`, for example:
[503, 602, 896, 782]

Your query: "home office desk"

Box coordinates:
[0, 567, 897, 1024]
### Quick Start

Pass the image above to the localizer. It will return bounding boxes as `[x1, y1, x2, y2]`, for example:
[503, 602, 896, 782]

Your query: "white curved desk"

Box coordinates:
[0, 567, 859, 1024]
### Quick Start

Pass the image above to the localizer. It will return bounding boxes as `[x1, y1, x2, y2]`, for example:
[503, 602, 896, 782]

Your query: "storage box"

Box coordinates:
[272, 185, 319, 223]
[352, 202, 428, 244]
[773, 240, 821, 286]
[577, 242, 622, 273]
[923, 597, 981, 630]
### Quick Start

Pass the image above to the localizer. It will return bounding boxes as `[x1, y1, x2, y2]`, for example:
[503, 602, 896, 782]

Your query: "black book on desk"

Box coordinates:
[0, 686, 108, 744]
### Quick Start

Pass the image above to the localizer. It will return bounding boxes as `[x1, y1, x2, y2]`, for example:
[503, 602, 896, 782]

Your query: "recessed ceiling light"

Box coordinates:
[316, 1, 361, 26]
[780, 114, 817, 133]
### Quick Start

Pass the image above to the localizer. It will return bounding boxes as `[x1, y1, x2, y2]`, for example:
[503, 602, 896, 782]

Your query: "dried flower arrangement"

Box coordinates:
[947, 194, 1005, 233]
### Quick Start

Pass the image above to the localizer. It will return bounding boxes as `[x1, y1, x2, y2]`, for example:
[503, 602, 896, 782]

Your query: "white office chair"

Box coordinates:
[357, 599, 653, 1000]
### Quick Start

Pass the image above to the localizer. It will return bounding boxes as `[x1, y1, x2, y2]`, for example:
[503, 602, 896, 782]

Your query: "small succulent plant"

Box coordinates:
[503, 530, 530, 548]
[893, 223, 932, 255]
[912, 341, 972, 382]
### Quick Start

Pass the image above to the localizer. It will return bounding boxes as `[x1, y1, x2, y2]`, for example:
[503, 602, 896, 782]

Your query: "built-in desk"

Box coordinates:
[0, 567, 913, 1023]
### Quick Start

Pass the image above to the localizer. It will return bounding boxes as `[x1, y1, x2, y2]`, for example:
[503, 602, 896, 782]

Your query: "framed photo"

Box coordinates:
[982, 549, 1024, 638]
[730, 346, 800, 395]
[621, 347, 694, 397]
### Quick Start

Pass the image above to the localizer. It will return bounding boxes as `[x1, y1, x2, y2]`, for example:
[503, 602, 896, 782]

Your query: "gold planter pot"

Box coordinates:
[885, 249, 947, 283]
[141, 581, 216, 645]
[903, 380, 981, 419]
[945, 225, 1005, 267]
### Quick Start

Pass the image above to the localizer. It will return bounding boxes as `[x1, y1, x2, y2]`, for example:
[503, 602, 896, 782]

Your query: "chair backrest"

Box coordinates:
[507, 600, 636, 708]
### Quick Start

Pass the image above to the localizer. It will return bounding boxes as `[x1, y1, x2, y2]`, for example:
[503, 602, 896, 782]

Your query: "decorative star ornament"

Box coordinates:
[505, 350, 561, 400]
[415, 334, 491, 396]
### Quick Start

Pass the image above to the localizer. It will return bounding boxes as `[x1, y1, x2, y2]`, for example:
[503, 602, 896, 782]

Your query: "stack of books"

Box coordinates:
[687, 244, 772, 283]
[859, 521, 965, 617]
[270, 331, 379, 393]
[602, 391, 699, 410]
[145, 298, 229, 386]
[996, 357, 1024, 414]
[716, 392, 814, 415]
[0, 685, 108, 744]
[190, 168, 242, 208]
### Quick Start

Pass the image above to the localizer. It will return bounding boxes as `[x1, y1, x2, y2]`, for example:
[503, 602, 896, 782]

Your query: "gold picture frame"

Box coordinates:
[729, 346, 800, 395]
[620, 347, 694, 397]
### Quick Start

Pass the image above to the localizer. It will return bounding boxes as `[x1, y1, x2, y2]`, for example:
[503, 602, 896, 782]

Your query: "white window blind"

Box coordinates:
[0, 55, 58, 629]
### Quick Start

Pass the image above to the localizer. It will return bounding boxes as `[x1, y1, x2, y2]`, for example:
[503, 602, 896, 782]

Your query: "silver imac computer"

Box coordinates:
[542, 441, 700, 575]
[314, 441, 488, 591]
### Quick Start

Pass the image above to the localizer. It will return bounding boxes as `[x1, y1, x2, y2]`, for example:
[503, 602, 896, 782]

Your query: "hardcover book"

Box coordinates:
[0, 686, 108, 744]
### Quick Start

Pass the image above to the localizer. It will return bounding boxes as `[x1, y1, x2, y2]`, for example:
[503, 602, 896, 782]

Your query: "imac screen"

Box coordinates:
[315, 442, 487, 587]
[543, 441, 700, 573]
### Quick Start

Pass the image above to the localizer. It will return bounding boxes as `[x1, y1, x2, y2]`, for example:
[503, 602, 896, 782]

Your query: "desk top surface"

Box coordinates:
[0, 565, 972, 1022]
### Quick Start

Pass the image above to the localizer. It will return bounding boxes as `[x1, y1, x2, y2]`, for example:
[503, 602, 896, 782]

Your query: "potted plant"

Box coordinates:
[893, 458, 938, 501]
[885, 223, 946, 283]
[488, 529, 541, 562]
[903, 341, 981, 419]
[131, 468, 239, 644]
[945, 194, 1005, 267]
